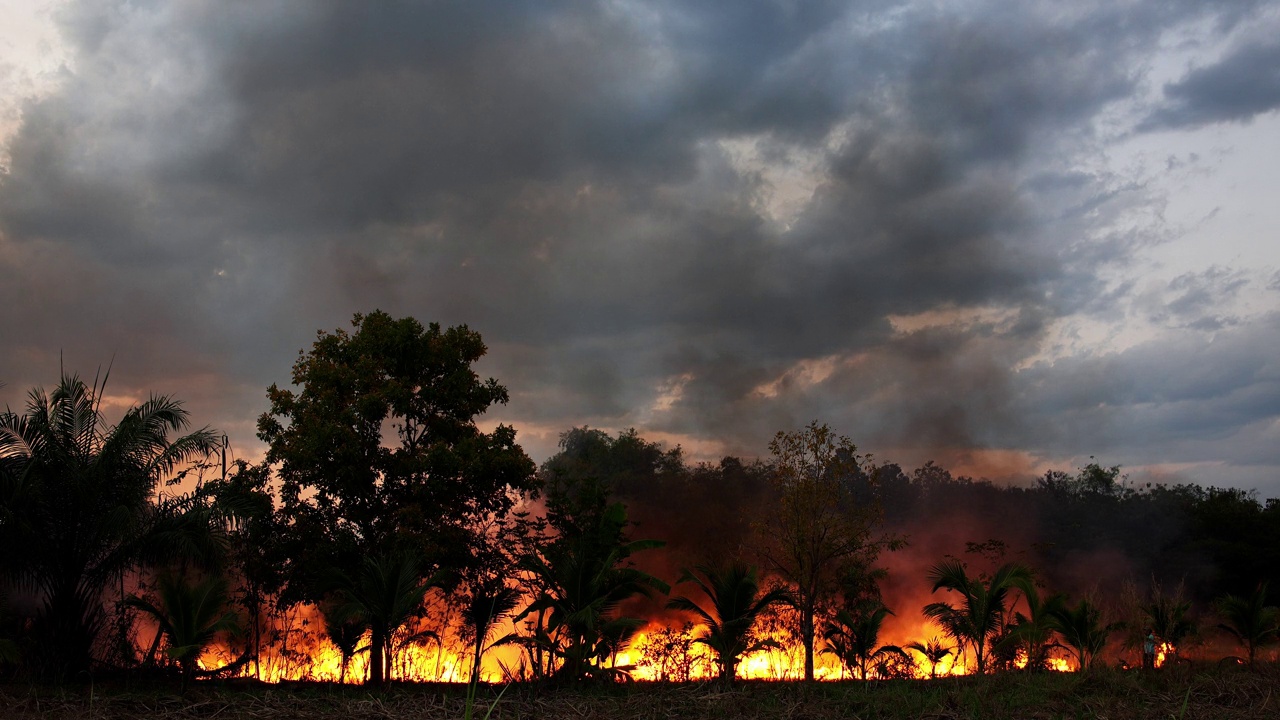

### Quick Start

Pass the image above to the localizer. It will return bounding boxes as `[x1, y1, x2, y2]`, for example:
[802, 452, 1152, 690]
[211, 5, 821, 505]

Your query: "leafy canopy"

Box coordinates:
[258, 311, 537, 593]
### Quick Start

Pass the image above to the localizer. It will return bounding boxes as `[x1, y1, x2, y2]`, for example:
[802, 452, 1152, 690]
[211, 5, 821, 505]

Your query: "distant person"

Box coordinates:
[1142, 629, 1156, 669]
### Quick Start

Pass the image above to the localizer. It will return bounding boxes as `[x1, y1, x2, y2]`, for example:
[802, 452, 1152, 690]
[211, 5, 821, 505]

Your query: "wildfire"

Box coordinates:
[196, 603, 527, 684]
[199, 618, 973, 683]
[194, 607, 1090, 683]
[1011, 652, 1075, 673]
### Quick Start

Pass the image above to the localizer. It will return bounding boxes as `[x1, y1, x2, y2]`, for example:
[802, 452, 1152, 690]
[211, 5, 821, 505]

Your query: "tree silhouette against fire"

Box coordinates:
[2, 311, 1279, 685]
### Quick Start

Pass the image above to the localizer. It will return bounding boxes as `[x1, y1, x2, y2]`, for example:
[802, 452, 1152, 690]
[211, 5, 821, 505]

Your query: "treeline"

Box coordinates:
[1, 311, 1278, 687]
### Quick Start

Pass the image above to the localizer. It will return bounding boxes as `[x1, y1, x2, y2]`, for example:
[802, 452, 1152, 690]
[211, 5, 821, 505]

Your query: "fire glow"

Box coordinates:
[194, 607, 1092, 684]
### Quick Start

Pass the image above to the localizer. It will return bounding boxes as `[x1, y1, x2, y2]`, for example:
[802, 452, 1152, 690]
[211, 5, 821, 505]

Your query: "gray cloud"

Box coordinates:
[2, 0, 1279, 493]
[1155, 266, 1249, 330]
[1144, 36, 1280, 130]
[1011, 312, 1280, 464]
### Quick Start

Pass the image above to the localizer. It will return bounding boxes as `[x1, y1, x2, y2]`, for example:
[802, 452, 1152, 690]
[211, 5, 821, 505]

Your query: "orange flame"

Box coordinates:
[193, 601, 1098, 683]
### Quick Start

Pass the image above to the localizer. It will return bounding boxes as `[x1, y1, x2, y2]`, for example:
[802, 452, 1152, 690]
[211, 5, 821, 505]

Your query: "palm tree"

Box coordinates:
[0, 373, 220, 678]
[514, 543, 667, 681]
[905, 637, 954, 679]
[922, 560, 1033, 675]
[1216, 583, 1279, 667]
[666, 562, 792, 683]
[328, 550, 437, 685]
[1048, 598, 1119, 672]
[822, 603, 908, 680]
[463, 582, 523, 685]
[1002, 585, 1065, 671]
[1140, 585, 1195, 664]
[319, 598, 368, 684]
[126, 571, 240, 690]
[509, 505, 669, 682]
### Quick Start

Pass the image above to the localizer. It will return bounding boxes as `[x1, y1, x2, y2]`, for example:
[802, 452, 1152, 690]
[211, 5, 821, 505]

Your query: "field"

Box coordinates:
[3, 665, 1278, 720]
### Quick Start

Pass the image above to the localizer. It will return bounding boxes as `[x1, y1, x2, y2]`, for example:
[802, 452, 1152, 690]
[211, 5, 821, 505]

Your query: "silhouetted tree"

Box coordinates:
[327, 549, 437, 685]
[200, 460, 284, 680]
[127, 571, 240, 690]
[666, 562, 792, 683]
[1139, 580, 1195, 664]
[1216, 583, 1279, 667]
[508, 503, 668, 681]
[923, 560, 1032, 675]
[463, 580, 522, 685]
[319, 598, 367, 684]
[0, 373, 220, 679]
[257, 312, 537, 679]
[1001, 583, 1065, 671]
[822, 602, 907, 680]
[1048, 598, 1118, 672]
[760, 422, 895, 681]
[905, 637, 954, 679]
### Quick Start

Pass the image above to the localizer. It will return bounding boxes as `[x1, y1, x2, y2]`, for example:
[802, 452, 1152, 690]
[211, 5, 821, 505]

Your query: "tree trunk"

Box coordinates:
[723, 654, 737, 684]
[369, 626, 386, 685]
[802, 607, 815, 681]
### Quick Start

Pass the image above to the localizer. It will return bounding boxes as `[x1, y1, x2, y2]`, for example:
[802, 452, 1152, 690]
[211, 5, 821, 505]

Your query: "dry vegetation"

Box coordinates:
[4, 664, 1279, 720]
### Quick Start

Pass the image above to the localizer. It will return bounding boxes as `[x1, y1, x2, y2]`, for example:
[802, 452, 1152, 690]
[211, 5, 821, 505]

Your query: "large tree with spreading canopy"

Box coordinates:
[257, 311, 537, 683]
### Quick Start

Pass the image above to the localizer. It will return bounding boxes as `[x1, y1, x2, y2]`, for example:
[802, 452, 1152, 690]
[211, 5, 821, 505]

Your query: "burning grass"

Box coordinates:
[5, 663, 1280, 720]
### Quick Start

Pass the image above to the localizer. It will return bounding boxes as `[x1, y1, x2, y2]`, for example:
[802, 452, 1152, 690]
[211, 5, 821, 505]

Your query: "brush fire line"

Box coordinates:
[197, 612, 1097, 683]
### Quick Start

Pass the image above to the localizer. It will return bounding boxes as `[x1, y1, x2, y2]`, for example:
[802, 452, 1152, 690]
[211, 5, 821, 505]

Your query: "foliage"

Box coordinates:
[637, 623, 702, 682]
[760, 421, 895, 681]
[999, 583, 1065, 672]
[1035, 461, 1128, 499]
[507, 503, 668, 681]
[462, 581, 523, 684]
[905, 637, 954, 679]
[127, 571, 241, 689]
[667, 562, 792, 683]
[326, 549, 438, 684]
[1139, 580, 1196, 662]
[199, 459, 285, 680]
[318, 597, 367, 684]
[1215, 583, 1279, 666]
[541, 428, 684, 528]
[539, 427, 684, 567]
[923, 560, 1033, 675]
[258, 311, 537, 614]
[0, 373, 220, 679]
[822, 603, 908, 680]
[1047, 598, 1119, 672]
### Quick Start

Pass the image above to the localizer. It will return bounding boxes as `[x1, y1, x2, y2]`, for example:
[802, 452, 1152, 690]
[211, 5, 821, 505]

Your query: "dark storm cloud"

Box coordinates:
[1144, 35, 1280, 130]
[1, 0, 1278, 490]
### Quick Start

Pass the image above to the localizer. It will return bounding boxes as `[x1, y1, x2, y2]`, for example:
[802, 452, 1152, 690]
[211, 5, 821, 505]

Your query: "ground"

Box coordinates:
[2, 664, 1277, 719]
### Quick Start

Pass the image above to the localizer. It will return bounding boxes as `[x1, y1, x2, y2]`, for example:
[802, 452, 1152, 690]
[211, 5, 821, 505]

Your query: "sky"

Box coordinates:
[1, 0, 1278, 494]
